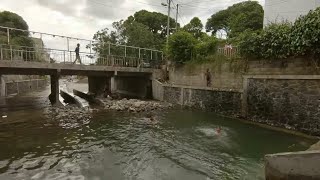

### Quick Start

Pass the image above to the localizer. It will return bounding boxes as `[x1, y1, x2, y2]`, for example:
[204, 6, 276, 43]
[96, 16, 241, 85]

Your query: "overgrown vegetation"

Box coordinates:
[238, 7, 320, 67]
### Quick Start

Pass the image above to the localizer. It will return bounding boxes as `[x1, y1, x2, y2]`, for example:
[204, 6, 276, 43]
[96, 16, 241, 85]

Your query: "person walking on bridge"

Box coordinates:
[73, 43, 82, 65]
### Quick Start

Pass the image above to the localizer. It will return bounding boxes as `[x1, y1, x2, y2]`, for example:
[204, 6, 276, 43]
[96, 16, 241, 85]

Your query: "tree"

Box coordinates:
[168, 31, 197, 64]
[0, 11, 33, 47]
[92, 10, 178, 57]
[0, 11, 29, 37]
[128, 10, 177, 39]
[183, 17, 205, 39]
[206, 1, 264, 38]
[123, 21, 155, 48]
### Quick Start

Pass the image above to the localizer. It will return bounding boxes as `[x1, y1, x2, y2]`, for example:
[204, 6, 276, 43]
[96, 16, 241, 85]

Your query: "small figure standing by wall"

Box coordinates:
[73, 43, 82, 65]
[205, 68, 212, 87]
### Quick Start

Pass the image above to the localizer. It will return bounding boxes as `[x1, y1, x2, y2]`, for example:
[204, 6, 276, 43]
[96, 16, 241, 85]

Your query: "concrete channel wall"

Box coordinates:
[265, 151, 320, 180]
[160, 84, 242, 116]
[166, 59, 320, 136]
[2, 78, 47, 96]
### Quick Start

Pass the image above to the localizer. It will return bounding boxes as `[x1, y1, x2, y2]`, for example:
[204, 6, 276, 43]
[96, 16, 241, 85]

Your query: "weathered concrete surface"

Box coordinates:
[60, 90, 83, 108]
[113, 76, 152, 99]
[152, 80, 164, 101]
[168, 58, 318, 91]
[88, 76, 110, 97]
[73, 89, 103, 105]
[265, 151, 320, 180]
[5, 79, 47, 96]
[0, 75, 5, 97]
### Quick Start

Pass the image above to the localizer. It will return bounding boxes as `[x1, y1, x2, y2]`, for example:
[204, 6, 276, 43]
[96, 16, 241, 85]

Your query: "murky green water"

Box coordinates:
[0, 88, 315, 180]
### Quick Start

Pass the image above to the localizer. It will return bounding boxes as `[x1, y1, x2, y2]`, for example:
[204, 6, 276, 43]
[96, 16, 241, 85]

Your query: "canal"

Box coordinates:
[0, 85, 315, 180]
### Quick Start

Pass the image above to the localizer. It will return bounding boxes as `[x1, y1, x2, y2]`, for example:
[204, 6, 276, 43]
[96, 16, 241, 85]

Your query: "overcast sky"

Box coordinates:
[0, 0, 264, 50]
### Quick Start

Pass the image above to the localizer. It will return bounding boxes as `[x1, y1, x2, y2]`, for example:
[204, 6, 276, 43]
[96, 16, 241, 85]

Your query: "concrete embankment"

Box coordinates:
[159, 58, 320, 136]
[265, 150, 320, 180]
[0, 77, 47, 97]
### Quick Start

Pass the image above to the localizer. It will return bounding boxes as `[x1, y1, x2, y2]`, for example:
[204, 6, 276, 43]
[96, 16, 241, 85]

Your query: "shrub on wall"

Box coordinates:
[167, 31, 197, 64]
[291, 7, 320, 58]
[238, 7, 320, 63]
[194, 35, 218, 60]
[238, 23, 292, 60]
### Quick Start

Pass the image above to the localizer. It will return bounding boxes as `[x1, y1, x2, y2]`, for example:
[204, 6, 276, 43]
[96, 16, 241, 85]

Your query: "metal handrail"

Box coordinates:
[0, 26, 163, 53]
[0, 45, 161, 68]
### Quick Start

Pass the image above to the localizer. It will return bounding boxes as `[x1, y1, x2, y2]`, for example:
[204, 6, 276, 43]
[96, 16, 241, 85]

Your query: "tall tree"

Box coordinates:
[183, 17, 204, 39]
[0, 11, 33, 46]
[92, 10, 178, 56]
[127, 10, 177, 39]
[206, 1, 264, 38]
[0, 11, 29, 37]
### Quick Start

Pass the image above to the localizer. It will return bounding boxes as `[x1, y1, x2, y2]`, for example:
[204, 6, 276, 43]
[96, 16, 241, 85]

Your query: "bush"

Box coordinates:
[291, 7, 320, 57]
[260, 23, 292, 59]
[238, 23, 292, 59]
[238, 30, 262, 59]
[238, 7, 320, 62]
[194, 35, 218, 59]
[167, 31, 197, 64]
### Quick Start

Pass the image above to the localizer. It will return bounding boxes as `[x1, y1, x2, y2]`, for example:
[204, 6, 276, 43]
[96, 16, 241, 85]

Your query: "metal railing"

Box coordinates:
[0, 25, 163, 68]
[0, 44, 162, 68]
[217, 46, 239, 58]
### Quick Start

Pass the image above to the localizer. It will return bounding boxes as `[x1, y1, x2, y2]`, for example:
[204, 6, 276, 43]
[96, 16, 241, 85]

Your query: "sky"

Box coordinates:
[0, 0, 265, 50]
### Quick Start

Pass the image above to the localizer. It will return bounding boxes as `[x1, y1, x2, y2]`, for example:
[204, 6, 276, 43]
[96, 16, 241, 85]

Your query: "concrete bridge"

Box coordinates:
[0, 26, 163, 103]
[0, 59, 161, 104]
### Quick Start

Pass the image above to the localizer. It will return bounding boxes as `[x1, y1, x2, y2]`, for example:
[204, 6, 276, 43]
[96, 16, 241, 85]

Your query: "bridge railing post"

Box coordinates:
[63, 51, 66, 64]
[108, 43, 111, 55]
[7, 28, 10, 45]
[69, 51, 72, 64]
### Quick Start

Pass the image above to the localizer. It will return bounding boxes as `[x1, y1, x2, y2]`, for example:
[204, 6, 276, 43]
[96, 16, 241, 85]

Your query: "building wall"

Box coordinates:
[264, 0, 320, 26]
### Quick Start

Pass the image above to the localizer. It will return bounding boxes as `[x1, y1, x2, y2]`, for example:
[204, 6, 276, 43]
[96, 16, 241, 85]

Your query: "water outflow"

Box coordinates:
[59, 79, 89, 108]
[0, 87, 315, 180]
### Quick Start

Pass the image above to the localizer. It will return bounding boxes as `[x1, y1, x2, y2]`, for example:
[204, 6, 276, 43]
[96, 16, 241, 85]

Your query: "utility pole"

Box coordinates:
[175, 4, 179, 31]
[166, 0, 171, 46]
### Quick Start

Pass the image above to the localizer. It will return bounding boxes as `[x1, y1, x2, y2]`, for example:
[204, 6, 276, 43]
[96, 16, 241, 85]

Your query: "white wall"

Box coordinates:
[264, 0, 320, 26]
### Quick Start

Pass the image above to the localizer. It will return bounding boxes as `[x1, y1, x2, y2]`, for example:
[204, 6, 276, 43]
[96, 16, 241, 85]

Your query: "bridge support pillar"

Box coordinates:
[110, 77, 117, 94]
[88, 76, 111, 97]
[49, 74, 60, 104]
[0, 75, 5, 97]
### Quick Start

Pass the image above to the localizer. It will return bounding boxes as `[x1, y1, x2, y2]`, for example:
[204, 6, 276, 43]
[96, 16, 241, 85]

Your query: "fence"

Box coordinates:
[217, 46, 239, 58]
[0, 44, 162, 68]
[0, 25, 163, 68]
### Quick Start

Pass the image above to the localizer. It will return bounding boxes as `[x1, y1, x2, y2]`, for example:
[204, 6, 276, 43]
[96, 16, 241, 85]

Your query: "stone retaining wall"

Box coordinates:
[155, 74, 320, 136]
[162, 85, 242, 115]
[243, 75, 320, 136]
